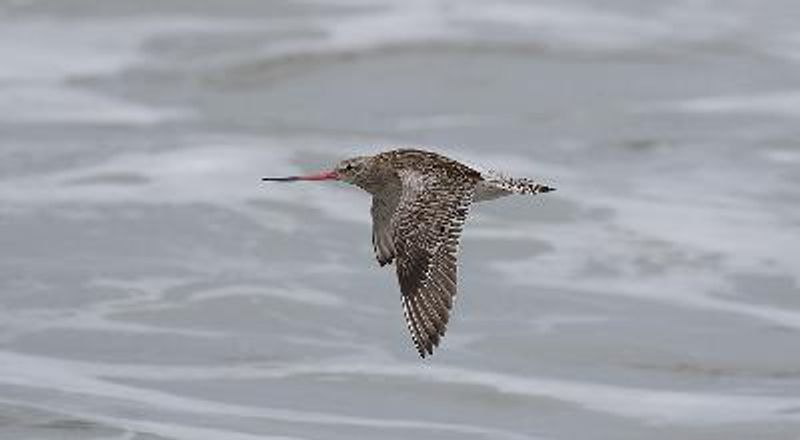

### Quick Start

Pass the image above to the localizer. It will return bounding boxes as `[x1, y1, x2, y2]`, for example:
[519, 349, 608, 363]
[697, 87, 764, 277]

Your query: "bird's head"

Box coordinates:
[261, 155, 374, 186]
[332, 156, 372, 185]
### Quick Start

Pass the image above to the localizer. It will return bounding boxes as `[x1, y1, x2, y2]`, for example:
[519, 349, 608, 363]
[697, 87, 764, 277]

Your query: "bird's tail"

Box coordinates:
[484, 170, 555, 195]
[507, 177, 555, 195]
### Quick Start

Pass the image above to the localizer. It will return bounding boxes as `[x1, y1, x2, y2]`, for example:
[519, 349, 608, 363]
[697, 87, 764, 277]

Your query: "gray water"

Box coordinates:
[1, 0, 800, 439]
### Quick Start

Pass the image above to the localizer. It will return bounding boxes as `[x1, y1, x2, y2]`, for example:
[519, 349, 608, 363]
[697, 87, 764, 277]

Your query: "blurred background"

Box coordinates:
[1, 0, 799, 439]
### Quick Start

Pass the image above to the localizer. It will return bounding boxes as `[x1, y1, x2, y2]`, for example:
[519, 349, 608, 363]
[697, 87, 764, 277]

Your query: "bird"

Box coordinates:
[262, 148, 554, 357]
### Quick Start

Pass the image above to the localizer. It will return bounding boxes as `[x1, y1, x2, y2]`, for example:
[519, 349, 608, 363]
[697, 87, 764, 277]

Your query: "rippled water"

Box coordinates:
[1, 1, 799, 439]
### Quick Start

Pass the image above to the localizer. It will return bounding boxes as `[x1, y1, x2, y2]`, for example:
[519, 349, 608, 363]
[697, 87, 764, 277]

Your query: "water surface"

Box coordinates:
[1, 1, 799, 439]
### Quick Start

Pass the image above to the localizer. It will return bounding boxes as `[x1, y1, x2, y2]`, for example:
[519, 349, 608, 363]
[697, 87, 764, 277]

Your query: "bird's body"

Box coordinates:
[263, 148, 554, 357]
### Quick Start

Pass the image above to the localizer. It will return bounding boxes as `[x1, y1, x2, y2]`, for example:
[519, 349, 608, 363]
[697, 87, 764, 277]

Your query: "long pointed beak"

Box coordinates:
[261, 170, 338, 182]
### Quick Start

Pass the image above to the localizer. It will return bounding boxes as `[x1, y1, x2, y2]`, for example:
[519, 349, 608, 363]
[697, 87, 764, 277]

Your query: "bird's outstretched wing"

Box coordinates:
[392, 169, 476, 357]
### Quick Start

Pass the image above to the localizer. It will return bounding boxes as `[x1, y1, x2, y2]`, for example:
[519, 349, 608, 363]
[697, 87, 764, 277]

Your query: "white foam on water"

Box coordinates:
[0, 351, 535, 440]
[529, 314, 609, 335]
[604, 193, 795, 272]
[0, 18, 258, 126]
[3, 1, 798, 130]
[249, 0, 759, 61]
[495, 254, 800, 330]
[0, 275, 228, 340]
[446, 0, 741, 51]
[0, 307, 225, 341]
[326, 0, 454, 50]
[0, 84, 188, 125]
[0, 19, 141, 82]
[8, 349, 792, 426]
[665, 90, 800, 117]
[178, 0, 773, 74]
[187, 284, 345, 308]
[391, 114, 508, 131]
[483, 206, 800, 330]
[464, 147, 799, 329]
[0, 140, 370, 227]
[101, 419, 300, 440]
[765, 148, 800, 164]
[1, 349, 796, 438]
[240, 0, 457, 63]
[281, 361, 800, 425]
[0, 17, 269, 81]
[0, 398, 302, 440]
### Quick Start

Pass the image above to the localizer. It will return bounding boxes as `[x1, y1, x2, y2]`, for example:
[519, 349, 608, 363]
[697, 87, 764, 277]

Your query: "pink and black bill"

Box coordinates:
[261, 171, 338, 182]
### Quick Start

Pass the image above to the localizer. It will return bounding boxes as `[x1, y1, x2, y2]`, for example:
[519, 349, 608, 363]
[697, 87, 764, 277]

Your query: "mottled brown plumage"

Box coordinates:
[263, 148, 554, 357]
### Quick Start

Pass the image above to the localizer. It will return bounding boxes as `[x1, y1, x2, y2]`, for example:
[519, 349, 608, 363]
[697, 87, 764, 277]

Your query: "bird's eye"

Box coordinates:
[345, 164, 354, 171]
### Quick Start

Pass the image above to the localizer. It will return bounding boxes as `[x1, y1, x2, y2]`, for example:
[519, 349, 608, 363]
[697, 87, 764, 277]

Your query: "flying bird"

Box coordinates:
[263, 148, 554, 357]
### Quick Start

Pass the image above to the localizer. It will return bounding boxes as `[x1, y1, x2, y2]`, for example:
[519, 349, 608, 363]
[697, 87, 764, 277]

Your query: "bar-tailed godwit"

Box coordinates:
[263, 148, 554, 357]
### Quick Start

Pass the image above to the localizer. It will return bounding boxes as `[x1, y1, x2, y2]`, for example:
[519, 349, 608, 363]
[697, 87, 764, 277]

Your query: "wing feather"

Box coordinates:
[371, 181, 400, 266]
[392, 169, 476, 357]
